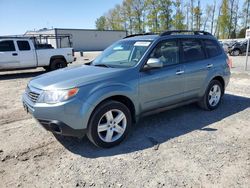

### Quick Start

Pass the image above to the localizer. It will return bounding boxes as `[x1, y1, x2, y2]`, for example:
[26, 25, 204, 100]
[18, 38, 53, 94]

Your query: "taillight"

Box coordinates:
[72, 49, 75, 56]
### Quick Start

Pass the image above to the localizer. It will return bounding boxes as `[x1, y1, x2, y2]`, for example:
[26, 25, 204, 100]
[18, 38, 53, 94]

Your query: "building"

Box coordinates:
[25, 28, 127, 51]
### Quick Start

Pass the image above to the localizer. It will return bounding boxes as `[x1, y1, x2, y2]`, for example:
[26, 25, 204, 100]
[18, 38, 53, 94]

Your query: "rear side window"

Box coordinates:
[204, 40, 222, 57]
[0, 40, 15, 52]
[181, 39, 205, 62]
[17, 41, 30, 51]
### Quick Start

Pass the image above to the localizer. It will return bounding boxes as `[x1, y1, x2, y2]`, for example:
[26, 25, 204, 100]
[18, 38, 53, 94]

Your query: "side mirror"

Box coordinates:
[145, 58, 163, 69]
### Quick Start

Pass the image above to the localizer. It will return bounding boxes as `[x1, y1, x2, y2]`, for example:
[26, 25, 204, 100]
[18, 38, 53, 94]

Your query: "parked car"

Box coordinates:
[22, 30, 231, 148]
[0, 36, 75, 71]
[228, 39, 250, 56]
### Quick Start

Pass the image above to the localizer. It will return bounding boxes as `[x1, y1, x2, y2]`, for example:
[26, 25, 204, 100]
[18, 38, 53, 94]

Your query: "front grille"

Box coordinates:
[27, 91, 40, 103]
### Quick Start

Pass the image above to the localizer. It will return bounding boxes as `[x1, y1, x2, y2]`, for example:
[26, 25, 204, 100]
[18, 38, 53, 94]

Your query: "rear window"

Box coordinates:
[181, 39, 206, 62]
[204, 39, 222, 57]
[0, 40, 15, 52]
[17, 41, 31, 51]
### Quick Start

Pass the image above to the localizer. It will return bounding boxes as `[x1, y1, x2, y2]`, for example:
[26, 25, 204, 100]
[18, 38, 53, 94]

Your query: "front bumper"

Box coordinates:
[36, 119, 87, 137]
[22, 91, 94, 138]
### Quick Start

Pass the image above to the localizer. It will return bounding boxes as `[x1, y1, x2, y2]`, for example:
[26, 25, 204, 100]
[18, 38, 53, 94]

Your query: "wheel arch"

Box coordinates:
[211, 76, 225, 95]
[89, 95, 137, 125]
[49, 55, 67, 64]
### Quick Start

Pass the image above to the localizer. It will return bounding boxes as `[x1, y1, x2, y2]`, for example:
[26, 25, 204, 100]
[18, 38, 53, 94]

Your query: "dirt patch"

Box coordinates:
[0, 61, 249, 187]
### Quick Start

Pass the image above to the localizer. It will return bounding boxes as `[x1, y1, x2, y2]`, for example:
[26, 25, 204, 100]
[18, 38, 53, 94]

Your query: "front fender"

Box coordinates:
[85, 85, 138, 112]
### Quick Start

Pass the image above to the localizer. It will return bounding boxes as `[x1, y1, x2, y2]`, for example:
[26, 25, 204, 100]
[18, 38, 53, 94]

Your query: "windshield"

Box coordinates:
[92, 40, 152, 68]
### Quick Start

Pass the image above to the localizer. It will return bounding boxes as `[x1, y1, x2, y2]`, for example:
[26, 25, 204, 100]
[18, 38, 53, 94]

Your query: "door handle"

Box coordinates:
[176, 70, 184, 75]
[206, 64, 213, 68]
[12, 53, 18, 56]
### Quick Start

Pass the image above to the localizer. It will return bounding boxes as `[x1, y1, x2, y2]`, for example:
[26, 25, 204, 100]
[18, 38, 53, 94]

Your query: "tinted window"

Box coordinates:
[204, 40, 222, 57]
[181, 39, 205, 62]
[17, 41, 30, 51]
[0, 40, 15, 52]
[150, 40, 179, 66]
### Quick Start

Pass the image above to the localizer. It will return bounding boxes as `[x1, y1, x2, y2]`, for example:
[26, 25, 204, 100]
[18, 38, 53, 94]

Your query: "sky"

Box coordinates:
[0, 0, 244, 36]
[0, 0, 123, 35]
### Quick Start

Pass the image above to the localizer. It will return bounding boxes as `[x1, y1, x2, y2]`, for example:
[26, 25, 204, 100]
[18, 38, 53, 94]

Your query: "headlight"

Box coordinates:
[37, 88, 79, 104]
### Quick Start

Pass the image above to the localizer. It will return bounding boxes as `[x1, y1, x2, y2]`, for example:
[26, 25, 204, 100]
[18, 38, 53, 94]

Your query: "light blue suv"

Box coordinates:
[22, 30, 230, 148]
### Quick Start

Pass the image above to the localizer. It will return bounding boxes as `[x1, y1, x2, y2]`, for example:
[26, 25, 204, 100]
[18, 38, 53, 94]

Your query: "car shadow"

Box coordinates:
[54, 94, 250, 158]
[0, 70, 45, 80]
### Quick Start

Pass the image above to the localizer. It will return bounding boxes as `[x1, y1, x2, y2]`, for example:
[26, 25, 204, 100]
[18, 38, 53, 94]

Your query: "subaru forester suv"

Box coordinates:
[22, 30, 231, 148]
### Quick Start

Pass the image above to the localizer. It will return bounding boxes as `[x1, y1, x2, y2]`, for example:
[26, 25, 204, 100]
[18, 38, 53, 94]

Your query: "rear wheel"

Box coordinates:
[198, 80, 223, 110]
[231, 49, 240, 56]
[49, 59, 67, 71]
[43, 66, 50, 72]
[87, 100, 132, 148]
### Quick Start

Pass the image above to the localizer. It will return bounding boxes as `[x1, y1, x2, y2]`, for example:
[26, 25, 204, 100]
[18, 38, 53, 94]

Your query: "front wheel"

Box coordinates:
[198, 80, 223, 111]
[87, 100, 132, 148]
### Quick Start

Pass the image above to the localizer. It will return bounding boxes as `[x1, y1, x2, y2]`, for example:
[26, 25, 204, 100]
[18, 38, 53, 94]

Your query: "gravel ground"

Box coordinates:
[0, 55, 249, 188]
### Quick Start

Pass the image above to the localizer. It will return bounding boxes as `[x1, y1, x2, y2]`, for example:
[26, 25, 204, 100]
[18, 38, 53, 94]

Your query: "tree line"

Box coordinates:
[95, 0, 250, 39]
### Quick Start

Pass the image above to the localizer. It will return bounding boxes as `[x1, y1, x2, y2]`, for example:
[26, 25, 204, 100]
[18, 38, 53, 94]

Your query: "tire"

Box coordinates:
[87, 100, 132, 148]
[49, 59, 67, 71]
[198, 80, 223, 111]
[43, 66, 50, 72]
[231, 49, 240, 56]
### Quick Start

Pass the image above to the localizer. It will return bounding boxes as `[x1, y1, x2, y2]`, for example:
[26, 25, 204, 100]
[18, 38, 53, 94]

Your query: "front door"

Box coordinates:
[139, 39, 186, 112]
[16, 40, 36, 68]
[0, 40, 19, 69]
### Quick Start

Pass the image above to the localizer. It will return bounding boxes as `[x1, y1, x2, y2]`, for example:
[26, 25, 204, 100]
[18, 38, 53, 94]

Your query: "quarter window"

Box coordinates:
[150, 40, 179, 66]
[204, 39, 222, 57]
[181, 39, 205, 62]
[17, 41, 31, 51]
[0, 40, 15, 52]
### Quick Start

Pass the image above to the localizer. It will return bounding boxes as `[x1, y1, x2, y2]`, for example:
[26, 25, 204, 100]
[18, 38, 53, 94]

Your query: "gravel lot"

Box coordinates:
[0, 55, 249, 188]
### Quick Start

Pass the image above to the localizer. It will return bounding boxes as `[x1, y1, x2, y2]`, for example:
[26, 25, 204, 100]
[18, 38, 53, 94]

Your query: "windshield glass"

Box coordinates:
[92, 40, 152, 68]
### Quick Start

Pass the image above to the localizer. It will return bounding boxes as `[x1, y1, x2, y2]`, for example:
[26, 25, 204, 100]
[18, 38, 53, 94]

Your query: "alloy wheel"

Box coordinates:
[97, 109, 127, 143]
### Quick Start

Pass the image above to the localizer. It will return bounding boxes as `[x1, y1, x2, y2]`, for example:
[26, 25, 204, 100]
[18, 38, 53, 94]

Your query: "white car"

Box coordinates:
[0, 37, 75, 71]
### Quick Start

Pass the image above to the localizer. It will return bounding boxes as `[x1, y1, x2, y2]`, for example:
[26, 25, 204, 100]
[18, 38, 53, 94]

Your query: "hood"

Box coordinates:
[29, 65, 124, 90]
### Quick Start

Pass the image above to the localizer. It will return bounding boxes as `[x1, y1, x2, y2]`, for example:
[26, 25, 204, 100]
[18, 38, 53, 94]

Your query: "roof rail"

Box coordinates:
[124, 32, 156, 39]
[0, 34, 72, 39]
[160, 30, 212, 36]
[0, 35, 30, 39]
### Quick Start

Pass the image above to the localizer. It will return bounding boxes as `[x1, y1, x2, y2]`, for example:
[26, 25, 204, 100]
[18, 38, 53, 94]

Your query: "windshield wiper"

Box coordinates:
[94, 64, 111, 68]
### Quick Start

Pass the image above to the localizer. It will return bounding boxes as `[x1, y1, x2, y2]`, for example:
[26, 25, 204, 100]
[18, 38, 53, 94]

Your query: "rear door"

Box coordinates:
[16, 40, 36, 68]
[180, 38, 210, 99]
[0, 40, 19, 69]
[139, 39, 186, 112]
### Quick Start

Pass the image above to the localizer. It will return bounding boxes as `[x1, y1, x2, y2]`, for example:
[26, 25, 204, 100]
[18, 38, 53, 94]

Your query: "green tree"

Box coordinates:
[242, 0, 250, 28]
[145, 0, 160, 32]
[237, 27, 247, 38]
[158, 0, 173, 31]
[193, 0, 202, 30]
[190, 0, 195, 30]
[172, 0, 186, 30]
[219, 0, 230, 38]
[210, 0, 216, 34]
[122, 0, 134, 34]
[203, 5, 213, 31]
[95, 16, 107, 30]
[131, 0, 146, 33]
